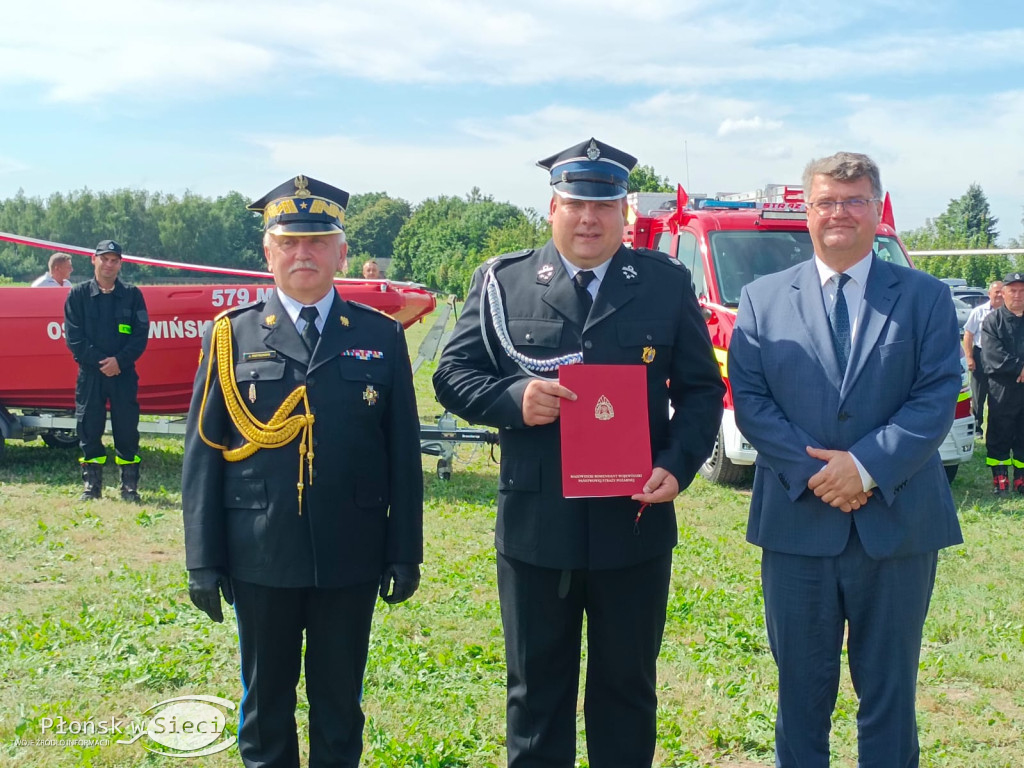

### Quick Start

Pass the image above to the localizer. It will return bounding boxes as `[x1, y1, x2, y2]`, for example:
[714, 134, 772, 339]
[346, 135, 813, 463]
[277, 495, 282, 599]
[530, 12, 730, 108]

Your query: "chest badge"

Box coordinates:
[642, 346, 656, 364]
[363, 385, 379, 406]
[622, 264, 638, 280]
[537, 264, 555, 284]
[248, 382, 257, 404]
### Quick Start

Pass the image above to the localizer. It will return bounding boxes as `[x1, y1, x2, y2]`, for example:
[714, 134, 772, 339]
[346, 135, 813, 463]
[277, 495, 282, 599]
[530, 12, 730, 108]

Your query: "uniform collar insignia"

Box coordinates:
[622, 264, 638, 280]
[537, 264, 555, 284]
[264, 314, 277, 327]
[340, 315, 350, 327]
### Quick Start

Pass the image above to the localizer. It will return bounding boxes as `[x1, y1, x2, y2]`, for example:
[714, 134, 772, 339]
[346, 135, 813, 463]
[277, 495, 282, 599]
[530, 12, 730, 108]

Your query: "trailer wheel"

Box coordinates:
[698, 426, 750, 485]
[944, 464, 958, 484]
[41, 430, 79, 449]
[436, 458, 452, 481]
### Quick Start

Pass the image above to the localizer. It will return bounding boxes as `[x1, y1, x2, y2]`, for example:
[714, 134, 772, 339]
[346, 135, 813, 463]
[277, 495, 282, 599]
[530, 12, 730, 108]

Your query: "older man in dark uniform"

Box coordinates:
[182, 175, 423, 768]
[433, 139, 725, 767]
[64, 239, 148, 502]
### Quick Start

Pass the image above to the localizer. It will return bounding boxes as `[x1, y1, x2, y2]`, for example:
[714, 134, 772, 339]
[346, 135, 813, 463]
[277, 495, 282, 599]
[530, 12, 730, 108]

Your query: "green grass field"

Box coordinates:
[2, 308, 1023, 767]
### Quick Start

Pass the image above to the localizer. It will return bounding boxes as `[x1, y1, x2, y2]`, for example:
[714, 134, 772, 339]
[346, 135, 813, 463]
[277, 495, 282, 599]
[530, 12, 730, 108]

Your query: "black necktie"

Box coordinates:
[829, 273, 852, 373]
[574, 270, 596, 314]
[299, 306, 320, 352]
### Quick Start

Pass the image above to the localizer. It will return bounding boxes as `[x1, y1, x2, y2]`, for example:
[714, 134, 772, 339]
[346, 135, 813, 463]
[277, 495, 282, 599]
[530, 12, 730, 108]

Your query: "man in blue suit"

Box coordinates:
[728, 152, 963, 767]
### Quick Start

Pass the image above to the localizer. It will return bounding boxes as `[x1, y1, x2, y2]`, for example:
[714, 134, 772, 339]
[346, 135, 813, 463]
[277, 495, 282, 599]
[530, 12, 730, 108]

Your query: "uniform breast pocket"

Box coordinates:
[339, 359, 391, 412]
[616, 321, 673, 367]
[507, 318, 565, 350]
[234, 358, 289, 418]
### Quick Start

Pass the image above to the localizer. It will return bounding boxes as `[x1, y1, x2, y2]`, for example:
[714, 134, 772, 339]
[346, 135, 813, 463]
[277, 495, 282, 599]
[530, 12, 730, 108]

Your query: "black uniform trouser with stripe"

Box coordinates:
[75, 368, 140, 463]
[985, 377, 1024, 474]
[497, 551, 672, 768]
[232, 578, 379, 768]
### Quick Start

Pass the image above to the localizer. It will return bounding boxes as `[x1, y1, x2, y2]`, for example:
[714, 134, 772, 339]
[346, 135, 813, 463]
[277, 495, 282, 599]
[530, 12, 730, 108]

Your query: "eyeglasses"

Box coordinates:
[808, 198, 880, 216]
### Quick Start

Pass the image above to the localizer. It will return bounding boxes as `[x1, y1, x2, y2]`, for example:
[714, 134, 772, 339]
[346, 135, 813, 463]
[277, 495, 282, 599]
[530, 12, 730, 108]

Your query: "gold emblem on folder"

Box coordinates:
[595, 395, 614, 421]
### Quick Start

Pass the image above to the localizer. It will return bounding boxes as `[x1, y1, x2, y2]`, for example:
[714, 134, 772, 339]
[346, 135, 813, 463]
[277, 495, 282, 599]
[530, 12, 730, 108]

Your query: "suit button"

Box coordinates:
[646, 334, 653, 341]
[508, 478, 515, 486]
[584, 340, 593, 349]
[525, 332, 534, 343]
[250, 371, 259, 379]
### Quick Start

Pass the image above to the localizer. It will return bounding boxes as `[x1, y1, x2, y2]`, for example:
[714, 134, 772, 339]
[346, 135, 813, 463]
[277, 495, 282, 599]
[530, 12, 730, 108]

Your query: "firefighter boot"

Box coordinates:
[993, 468, 1009, 496]
[120, 464, 141, 504]
[80, 463, 103, 501]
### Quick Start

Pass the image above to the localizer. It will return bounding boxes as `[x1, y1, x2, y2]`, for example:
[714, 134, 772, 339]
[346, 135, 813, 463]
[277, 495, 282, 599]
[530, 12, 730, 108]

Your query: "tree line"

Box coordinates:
[1, 171, 1020, 295]
[0, 186, 551, 297]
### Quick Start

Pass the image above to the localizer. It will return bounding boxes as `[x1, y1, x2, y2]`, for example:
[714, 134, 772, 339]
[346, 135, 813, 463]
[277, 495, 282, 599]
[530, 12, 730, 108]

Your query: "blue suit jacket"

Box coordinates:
[728, 256, 963, 559]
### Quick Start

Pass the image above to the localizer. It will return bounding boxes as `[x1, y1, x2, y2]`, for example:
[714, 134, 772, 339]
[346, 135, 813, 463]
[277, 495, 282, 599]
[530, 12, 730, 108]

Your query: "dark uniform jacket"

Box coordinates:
[433, 241, 725, 570]
[64, 278, 149, 372]
[182, 290, 423, 589]
[982, 306, 1024, 385]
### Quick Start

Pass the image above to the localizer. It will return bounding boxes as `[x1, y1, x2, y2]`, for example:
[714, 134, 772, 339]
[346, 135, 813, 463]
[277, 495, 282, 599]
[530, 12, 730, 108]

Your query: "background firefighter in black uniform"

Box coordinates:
[182, 175, 423, 768]
[981, 271, 1024, 495]
[63, 239, 149, 502]
[433, 138, 725, 768]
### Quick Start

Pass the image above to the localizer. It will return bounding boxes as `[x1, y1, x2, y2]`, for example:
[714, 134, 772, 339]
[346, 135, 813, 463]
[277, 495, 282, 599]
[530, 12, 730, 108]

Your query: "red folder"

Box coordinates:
[559, 364, 652, 498]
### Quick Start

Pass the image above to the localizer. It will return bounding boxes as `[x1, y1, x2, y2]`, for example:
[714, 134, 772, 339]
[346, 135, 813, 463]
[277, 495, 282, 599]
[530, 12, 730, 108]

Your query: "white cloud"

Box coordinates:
[717, 117, 784, 136]
[4, 1, 1023, 100]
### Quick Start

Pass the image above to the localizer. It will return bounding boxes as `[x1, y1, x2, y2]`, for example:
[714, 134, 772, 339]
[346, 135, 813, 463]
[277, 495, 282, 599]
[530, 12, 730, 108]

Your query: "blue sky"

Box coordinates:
[2, 0, 1022, 244]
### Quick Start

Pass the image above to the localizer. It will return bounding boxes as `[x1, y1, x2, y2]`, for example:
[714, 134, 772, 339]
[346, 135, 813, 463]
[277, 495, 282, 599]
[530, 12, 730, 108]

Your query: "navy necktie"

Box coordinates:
[574, 270, 595, 314]
[299, 306, 320, 352]
[829, 273, 852, 373]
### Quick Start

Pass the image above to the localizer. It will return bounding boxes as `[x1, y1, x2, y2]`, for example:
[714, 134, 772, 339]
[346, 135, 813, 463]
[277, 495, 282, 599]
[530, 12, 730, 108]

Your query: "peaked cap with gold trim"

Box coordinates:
[248, 174, 350, 236]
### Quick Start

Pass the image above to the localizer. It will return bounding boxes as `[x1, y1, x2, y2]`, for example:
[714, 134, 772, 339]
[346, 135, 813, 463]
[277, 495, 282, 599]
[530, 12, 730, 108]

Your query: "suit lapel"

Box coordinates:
[261, 291, 311, 366]
[789, 260, 844, 383]
[586, 247, 639, 331]
[537, 243, 588, 328]
[841, 256, 897, 400]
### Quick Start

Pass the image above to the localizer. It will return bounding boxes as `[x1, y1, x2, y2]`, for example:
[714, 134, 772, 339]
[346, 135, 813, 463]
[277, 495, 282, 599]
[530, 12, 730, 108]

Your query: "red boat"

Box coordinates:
[0, 232, 436, 414]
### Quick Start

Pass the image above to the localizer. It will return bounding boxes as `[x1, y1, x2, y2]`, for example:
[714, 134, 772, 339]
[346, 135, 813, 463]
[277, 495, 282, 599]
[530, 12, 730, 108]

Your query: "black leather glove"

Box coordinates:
[379, 563, 420, 604]
[188, 568, 234, 623]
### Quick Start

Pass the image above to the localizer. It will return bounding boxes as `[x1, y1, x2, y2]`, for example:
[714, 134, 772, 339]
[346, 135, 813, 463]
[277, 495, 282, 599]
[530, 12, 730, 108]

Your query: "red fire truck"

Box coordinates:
[623, 185, 974, 483]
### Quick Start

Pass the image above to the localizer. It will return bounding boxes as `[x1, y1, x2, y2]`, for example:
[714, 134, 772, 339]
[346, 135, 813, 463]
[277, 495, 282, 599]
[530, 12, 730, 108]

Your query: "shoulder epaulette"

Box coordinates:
[634, 247, 683, 267]
[485, 248, 534, 267]
[214, 300, 264, 322]
[348, 300, 398, 323]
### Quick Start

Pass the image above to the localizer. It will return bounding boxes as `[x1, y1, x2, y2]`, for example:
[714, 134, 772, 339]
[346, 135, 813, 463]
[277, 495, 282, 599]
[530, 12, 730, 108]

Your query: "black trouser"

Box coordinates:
[232, 578, 379, 768]
[75, 368, 140, 462]
[496, 552, 672, 768]
[986, 377, 1024, 468]
[971, 346, 989, 429]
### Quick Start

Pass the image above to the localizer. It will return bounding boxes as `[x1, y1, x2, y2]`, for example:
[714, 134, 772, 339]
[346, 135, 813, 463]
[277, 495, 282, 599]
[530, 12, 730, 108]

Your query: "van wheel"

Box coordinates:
[944, 464, 958, 484]
[699, 426, 750, 485]
[42, 430, 79, 449]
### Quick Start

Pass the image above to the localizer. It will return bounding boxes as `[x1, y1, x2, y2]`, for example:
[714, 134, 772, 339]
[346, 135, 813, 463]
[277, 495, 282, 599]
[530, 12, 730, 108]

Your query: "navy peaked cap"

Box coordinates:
[248, 175, 349, 235]
[537, 138, 638, 200]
